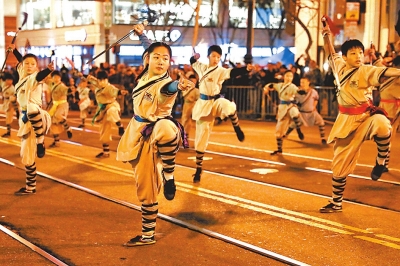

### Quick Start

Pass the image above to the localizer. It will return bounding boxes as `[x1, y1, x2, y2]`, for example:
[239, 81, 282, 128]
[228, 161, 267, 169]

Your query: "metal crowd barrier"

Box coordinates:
[222, 85, 338, 121]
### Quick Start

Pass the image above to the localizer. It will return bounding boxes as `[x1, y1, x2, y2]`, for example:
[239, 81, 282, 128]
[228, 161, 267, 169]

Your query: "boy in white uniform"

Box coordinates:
[48, 70, 73, 147]
[284, 76, 327, 144]
[190, 45, 252, 182]
[117, 42, 194, 246]
[319, 20, 400, 213]
[264, 70, 305, 155]
[88, 70, 125, 158]
[369, 44, 400, 172]
[0, 72, 17, 137]
[76, 77, 91, 128]
[181, 74, 200, 140]
[8, 44, 53, 195]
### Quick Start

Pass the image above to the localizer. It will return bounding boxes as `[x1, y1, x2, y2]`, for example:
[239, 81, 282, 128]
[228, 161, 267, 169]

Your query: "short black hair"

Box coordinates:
[3, 72, 14, 80]
[208, 45, 222, 56]
[51, 70, 61, 77]
[341, 39, 364, 56]
[96, 70, 108, 80]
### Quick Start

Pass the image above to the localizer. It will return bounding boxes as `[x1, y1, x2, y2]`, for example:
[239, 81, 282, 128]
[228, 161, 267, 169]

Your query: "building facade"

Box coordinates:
[1, 0, 400, 71]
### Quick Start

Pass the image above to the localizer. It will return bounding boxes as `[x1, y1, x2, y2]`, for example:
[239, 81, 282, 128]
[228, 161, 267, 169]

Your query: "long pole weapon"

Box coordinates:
[85, 5, 158, 67]
[85, 20, 149, 66]
[321, 16, 341, 100]
[1, 12, 28, 72]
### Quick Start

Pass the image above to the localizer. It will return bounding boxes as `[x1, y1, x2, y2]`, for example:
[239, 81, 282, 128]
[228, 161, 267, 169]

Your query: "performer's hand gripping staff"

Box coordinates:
[177, 76, 195, 92]
[321, 16, 341, 97]
[1, 12, 28, 72]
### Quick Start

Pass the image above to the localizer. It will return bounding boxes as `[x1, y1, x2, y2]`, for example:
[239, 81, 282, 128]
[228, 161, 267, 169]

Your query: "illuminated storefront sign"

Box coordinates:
[65, 28, 87, 42]
[129, 29, 181, 42]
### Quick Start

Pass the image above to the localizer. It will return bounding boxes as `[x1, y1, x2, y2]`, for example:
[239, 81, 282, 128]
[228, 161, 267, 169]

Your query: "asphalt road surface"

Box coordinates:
[1, 111, 399, 266]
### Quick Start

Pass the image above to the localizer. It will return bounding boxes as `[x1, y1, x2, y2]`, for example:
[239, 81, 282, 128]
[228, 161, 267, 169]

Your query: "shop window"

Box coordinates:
[113, 0, 218, 27]
[21, 0, 51, 30]
[229, 0, 286, 29]
[55, 0, 95, 27]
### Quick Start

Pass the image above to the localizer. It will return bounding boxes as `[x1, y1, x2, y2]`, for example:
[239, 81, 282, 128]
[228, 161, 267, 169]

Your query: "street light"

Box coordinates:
[244, 0, 255, 64]
[103, 0, 112, 63]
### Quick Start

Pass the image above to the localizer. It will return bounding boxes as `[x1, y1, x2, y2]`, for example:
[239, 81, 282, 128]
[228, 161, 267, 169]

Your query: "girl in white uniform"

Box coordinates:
[117, 42, 193, 247]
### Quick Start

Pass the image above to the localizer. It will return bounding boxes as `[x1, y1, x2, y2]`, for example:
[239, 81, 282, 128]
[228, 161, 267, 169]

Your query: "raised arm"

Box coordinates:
[6, 44, 23, 63]
[321, 17, 336, 57]
[132, 23, 152, 50]
[36, 61, 54, 82]
[161, 76, 195, 95]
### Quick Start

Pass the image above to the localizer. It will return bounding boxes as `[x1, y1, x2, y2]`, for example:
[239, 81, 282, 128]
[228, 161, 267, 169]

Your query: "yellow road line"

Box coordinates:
[375, 234, 400, 242]
[354, 236, 400, 250]
[178, 187, 353, 235]
[2, 137, 399, 250]
[178, 182, 370, 233]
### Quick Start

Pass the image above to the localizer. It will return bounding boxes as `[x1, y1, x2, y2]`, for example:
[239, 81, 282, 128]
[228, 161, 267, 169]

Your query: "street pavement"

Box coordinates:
[1, 111, 400, 266]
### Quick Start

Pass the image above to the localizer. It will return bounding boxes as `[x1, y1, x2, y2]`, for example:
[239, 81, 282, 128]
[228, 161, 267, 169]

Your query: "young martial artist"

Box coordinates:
[284, 76, 327, 144]
[8, 44, 54, 195]
[48, 70, 73, 147]
[0, 72, 17, 137]
[76, 77, 91, 128]
[263, 70, 305, 155]
[8, 44, 53, 160]
[190, 45, 252, 183]
[116, 42, 194, 246]
[87, 70, 125, 158]
[181, 74, 200, 140]
[319, 20, 400, 213]
[369, 44, 400, 172]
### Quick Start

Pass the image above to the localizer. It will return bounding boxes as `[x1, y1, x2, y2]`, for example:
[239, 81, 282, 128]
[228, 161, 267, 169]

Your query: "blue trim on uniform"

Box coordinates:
[134, 115, 151, 123]
[280, 100, 291, 105]
[200, 93, 221, 100]
[21, 110, 28, 124]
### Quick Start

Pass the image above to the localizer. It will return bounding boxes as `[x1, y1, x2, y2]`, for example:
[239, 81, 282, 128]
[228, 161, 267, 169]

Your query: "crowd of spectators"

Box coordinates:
[1, 55, 337, 119]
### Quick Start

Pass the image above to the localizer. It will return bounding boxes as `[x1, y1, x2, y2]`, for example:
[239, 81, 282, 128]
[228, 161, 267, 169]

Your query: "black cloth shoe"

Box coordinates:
[78, 124, 85, 128]
[297, 129, 304, 140]
[319, 202, 342, 213]
[270, 150, 282, 155]
[193, 168, 202, 183]
[2, 132, 10, 138]
[371, 162, 386, 181]
[234, 126, 245, 142]
[49, 141, 60, 148]
[67, 130, 73, 139]
[96, 152, 110, 158]
[124, 235, 155, 247]
[163, 178, 176, 201]
[118, 126, 125, 136]
[14, 187, 36, 196]
[37, 143, 45, 158]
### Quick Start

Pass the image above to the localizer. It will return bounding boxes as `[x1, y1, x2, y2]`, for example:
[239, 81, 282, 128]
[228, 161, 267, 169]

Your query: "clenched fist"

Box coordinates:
[177, 76, 195, 91]
[47, 61, 55, 72]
